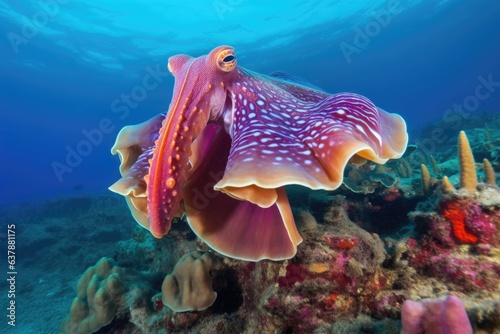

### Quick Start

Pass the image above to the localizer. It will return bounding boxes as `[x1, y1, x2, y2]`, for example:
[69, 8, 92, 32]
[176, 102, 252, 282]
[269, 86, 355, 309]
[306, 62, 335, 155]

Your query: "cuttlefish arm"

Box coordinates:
[110, 45, 408, 261]
[109, 113, 165, 230]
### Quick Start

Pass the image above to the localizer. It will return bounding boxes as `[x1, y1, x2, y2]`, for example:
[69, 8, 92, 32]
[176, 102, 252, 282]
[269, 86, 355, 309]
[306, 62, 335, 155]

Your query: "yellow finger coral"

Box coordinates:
[442, 176, 456, 193]
[483, 158, 496, 185]
[458, 131, 477, 192]
[421, 164, 431, 195]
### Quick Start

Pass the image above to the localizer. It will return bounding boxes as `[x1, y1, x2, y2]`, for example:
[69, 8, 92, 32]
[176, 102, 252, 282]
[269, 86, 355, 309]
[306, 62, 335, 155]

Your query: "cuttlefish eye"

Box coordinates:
[216, 48, 237, 72]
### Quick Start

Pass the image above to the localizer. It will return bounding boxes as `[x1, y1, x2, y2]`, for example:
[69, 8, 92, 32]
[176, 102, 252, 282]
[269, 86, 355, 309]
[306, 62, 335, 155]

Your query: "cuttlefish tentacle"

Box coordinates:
[110, 45, 408, 261]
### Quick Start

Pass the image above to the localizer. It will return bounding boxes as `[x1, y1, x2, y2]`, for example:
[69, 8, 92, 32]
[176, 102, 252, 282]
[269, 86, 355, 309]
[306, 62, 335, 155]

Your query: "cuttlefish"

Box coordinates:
[110, 46, 408, 261]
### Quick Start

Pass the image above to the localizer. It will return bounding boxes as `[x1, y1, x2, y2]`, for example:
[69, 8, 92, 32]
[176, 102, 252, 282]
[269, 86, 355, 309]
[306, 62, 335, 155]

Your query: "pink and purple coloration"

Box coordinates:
[402, 296, 473, 334]
[109, 46, 408, 261]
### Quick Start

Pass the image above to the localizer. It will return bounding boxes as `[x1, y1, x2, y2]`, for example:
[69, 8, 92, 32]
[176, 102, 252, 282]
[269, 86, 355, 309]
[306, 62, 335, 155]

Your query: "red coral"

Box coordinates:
[322, 293, 338, 310]
[407, 238, 418, 249]
[383, 188, 402, 202]
[321, 233, 359, 250]
[322, 297, 334, 309]
[152, 295, 164, 311]
[439, 200, 478, 244]
[337, 238, 358, 249]
[278, 263, 306, 288]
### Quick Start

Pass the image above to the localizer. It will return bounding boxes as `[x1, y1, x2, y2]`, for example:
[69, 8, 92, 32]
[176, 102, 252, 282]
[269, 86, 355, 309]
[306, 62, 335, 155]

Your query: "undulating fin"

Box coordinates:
[269, 71, 325, 91]
[215, 93, 407, 206]
[184, 124, 302, 261]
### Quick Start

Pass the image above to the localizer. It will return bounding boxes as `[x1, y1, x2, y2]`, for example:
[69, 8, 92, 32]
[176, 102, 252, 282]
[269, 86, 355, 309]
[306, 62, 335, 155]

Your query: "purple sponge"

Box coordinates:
[401, 296, 473, 334]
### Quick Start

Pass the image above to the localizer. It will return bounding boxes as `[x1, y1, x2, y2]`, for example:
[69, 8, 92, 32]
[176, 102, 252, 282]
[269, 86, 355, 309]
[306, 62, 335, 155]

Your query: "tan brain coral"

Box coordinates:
[162, 251, 223, 312]
[60, 257, 126, 334]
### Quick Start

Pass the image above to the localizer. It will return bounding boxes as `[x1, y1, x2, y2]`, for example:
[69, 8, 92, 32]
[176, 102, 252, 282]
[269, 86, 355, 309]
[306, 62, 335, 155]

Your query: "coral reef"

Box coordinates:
[9, 120, 498, 333]
[61, 180, 497, 333]
[408, 189, 499, 291]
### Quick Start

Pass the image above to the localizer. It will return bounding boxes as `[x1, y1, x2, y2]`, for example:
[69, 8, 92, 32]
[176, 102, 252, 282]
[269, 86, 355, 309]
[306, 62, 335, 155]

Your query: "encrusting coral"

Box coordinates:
[161, 251, 223, 312]
[60, 257, 126, 334]
[294, 209, 319, 237]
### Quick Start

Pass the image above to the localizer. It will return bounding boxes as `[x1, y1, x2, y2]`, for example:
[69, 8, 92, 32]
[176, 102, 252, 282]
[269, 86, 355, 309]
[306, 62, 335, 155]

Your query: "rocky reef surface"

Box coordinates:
[2, 115, 499, 334]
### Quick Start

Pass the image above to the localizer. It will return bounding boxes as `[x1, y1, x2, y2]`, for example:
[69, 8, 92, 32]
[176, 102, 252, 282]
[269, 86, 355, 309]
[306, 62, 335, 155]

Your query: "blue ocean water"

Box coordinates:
[1, 0, 499, 204]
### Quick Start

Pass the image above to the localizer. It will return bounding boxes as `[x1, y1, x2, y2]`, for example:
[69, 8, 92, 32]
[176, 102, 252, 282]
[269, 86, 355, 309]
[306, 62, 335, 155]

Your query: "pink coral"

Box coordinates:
[464, 202, 496, 244]
[402, 296, 472, 334]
